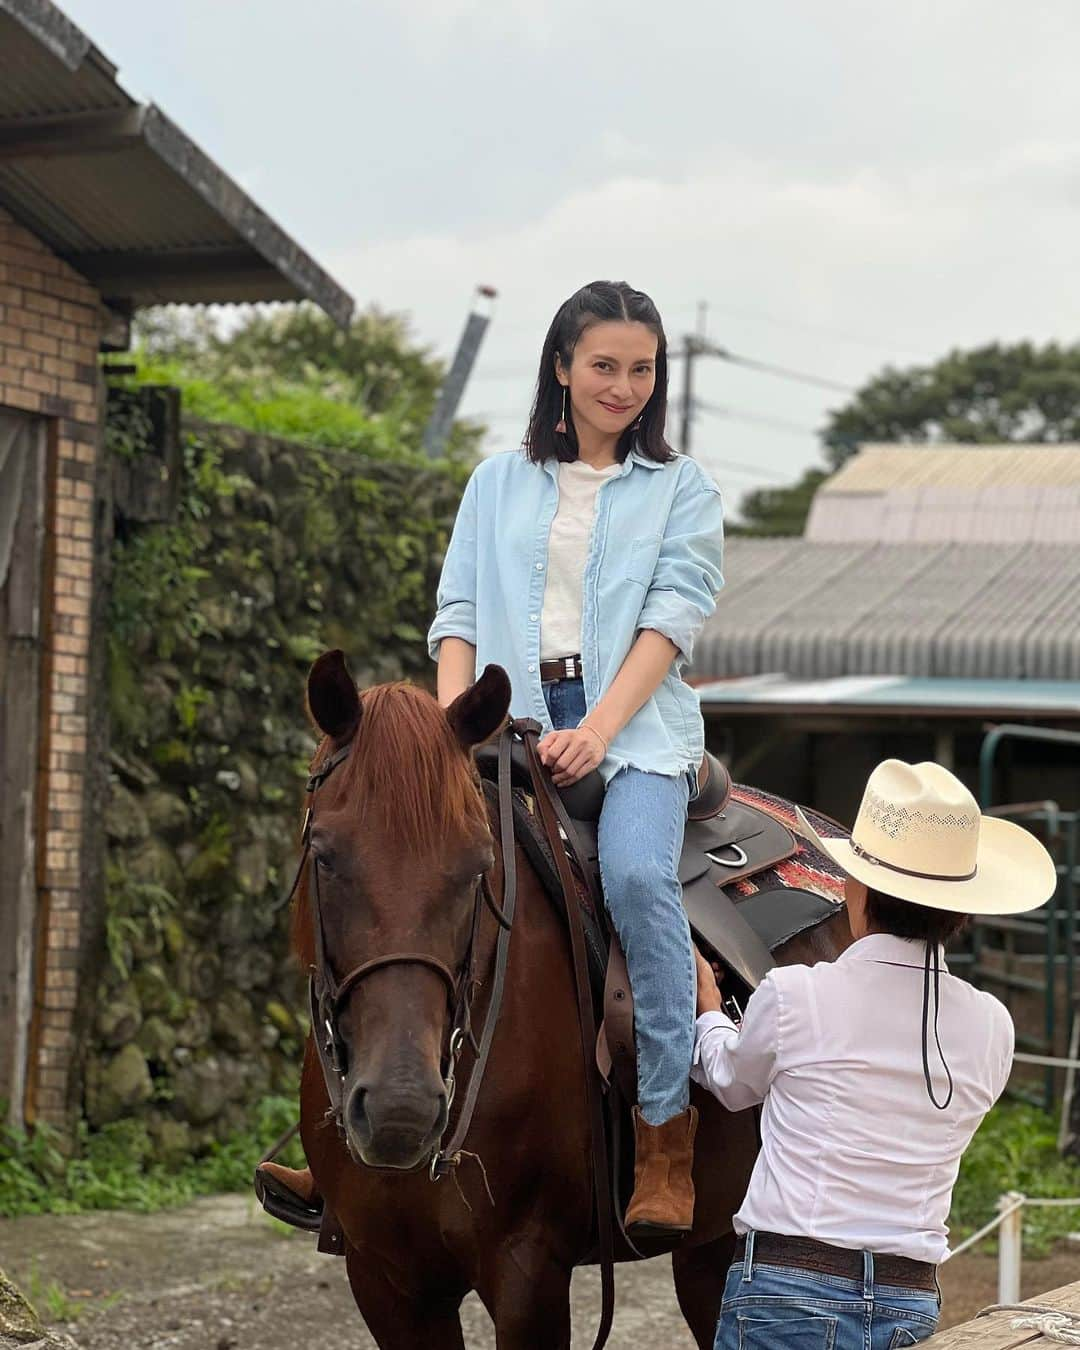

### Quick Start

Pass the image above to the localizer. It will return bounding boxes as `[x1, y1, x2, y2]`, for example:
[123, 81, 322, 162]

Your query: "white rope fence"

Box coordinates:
[947, 1191, 1080, 1304]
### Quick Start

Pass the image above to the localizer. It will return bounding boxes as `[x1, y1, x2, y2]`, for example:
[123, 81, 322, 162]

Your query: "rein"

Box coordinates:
[281, 717, 615, 1350]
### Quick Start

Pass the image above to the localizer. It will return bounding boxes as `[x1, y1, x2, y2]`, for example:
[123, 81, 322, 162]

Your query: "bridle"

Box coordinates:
[281, 733, 514, 1179]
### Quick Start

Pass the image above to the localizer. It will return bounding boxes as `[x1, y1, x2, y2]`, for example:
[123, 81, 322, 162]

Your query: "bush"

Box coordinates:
[950, 1102, 1080, 1257]
[0, 1096, 306, 1217]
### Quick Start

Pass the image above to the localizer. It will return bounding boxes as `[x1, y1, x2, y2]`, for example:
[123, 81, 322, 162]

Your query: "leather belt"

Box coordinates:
[539, 654, 583, 683]
[733, 1233, 938, 1293]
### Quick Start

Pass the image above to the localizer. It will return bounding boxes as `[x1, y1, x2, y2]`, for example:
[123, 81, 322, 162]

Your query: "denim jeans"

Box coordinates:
[542, 677, 695, 1125]
[714, 1235, 940, 1349]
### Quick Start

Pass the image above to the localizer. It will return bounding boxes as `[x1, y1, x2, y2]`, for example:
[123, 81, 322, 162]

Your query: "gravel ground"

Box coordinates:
[1, 1196, 1076, 1348]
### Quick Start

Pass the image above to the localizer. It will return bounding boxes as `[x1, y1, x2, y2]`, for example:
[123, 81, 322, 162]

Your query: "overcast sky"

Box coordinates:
[63, 0, 1080, 515]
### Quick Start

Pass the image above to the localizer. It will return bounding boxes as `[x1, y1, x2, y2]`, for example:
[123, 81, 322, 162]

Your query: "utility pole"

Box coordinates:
[679, 332, 695, 454]
[422, 285, 498, 458]
[678, 302, 710, 456]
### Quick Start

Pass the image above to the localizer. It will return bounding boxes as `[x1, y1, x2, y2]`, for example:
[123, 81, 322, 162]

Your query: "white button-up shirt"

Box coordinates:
[691, 933, 1014, 1263]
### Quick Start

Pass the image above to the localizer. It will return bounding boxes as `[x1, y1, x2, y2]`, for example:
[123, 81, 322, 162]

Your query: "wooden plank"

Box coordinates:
[0, 412, 44, 1129]
[927, 1277, 1080, 1347]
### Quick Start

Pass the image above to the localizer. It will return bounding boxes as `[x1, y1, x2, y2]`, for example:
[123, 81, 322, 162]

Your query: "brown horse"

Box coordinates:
[292, 651, 852, 1349]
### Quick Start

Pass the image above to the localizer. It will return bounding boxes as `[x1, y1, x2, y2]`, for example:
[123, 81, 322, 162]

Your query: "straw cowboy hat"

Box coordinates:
[796, 759, 1057, 917]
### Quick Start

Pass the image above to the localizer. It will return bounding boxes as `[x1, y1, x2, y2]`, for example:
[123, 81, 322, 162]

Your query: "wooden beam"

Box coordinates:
[0, 108, 146, 159]
[926, 1276, 1080, 1345]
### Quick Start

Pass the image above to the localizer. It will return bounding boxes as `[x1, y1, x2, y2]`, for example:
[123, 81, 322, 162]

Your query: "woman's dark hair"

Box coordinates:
[865, 887, 971, 947]
[523, 280, 675, 466]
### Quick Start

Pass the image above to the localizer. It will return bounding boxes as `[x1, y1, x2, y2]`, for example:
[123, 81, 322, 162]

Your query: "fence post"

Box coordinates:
[997, 1192, 1024, 1304]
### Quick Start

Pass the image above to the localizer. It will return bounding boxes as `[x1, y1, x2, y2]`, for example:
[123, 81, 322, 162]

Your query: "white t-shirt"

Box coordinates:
[540, 458, 620, 662]
[692, 932, 1014, 1263]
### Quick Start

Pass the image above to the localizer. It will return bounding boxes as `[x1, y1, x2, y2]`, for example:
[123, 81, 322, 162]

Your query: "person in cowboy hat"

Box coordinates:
[693, 758, 1057, 1350]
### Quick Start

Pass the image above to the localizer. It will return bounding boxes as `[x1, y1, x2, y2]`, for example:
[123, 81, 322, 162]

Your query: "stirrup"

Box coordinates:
[254, 1165, 324, 1233]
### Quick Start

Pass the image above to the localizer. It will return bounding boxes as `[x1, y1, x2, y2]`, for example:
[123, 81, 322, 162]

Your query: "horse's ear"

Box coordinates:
[446, 664, 511, 750]
[307, 649, 361, 741]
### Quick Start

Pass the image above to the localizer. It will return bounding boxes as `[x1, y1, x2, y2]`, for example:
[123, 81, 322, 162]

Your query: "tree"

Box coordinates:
[737, 340, 1080, 535]
[823, 341, 1080, 469]
[133, 303, 481, 457]
[729, 468, 829, 538]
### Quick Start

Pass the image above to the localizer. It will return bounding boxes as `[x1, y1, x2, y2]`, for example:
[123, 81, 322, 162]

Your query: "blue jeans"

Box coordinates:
[714, 1237, 940, 1349]
[542, 678, 694, 1125]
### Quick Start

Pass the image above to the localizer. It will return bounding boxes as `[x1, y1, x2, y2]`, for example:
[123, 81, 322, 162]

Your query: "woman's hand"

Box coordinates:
[537, 725, 607, 786]
[694, 946, 725, 1017]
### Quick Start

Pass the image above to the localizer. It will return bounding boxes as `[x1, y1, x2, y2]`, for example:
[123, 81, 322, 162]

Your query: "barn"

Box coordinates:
[0, 0, 352, 1130]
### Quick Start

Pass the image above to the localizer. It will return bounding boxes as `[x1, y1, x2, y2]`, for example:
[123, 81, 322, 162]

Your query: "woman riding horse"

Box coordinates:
[430, 279, 724, 1235]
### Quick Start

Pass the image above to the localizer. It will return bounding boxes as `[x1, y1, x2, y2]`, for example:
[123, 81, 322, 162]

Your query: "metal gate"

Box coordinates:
[964, 725, 1080, 1110]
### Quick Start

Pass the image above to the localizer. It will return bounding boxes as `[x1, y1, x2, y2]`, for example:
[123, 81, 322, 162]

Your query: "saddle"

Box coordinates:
[475, 740, 842, 1095]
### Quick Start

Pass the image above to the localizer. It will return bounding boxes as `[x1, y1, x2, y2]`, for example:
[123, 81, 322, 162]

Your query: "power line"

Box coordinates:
[694, 398, 818, 438]
[696, 454, 794, 484]
[715, 348, 857, 395]
[670, 339, 857, 395]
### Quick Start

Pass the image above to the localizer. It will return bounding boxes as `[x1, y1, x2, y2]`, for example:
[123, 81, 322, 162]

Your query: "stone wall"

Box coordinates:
[88, 416, 464, 1156]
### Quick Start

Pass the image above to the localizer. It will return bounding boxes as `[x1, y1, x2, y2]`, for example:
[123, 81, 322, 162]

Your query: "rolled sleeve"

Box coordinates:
[691, 976, 779, 1110]
[427, 471, 479, 660]
[636, 474, 724, 666]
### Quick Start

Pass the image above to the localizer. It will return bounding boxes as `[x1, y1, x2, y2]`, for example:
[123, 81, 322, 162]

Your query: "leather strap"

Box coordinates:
[521, 724, 615, 1350]
[733, 1232, 938, 1292]
[539, 654, 584, 682]
[433, 725, 520, 1175]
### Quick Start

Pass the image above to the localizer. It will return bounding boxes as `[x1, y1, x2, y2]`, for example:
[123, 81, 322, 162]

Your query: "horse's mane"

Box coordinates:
[290, 681, 488, 967]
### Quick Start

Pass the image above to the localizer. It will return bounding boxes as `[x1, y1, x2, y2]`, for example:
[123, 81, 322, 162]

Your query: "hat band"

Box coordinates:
[851, 839, 977, 883]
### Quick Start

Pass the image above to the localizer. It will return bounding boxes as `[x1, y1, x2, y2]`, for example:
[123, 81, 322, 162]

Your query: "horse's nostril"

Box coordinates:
[346, 1084, 368, 1136]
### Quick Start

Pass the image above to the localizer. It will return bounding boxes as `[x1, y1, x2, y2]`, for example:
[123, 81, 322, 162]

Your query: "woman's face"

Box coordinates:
[557, 320, 658, 445]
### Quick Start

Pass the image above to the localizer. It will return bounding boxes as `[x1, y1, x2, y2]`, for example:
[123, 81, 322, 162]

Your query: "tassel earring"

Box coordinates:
[555, 387, 568, 435]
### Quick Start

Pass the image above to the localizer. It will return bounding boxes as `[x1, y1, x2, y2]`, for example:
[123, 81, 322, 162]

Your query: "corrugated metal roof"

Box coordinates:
[692, 540, 1080, 681]
[805, 445, 1080, 542]
[694, 674, 1080, 718]
[822, 444, 1080, 491]
[0, 1, 354, 324]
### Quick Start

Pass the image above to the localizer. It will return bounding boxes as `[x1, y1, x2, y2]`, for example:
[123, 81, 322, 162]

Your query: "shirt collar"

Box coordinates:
[628, 447, 665, 470]
[540, 444, 666, 480]
[840, 932, 949, 972]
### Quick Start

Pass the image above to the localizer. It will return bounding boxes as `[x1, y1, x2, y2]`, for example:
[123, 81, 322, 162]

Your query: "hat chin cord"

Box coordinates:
[922, 939, 954, 1110]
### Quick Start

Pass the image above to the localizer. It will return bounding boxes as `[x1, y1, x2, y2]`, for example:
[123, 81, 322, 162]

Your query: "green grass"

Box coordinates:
[3, 1095, 1079, 1263]
[949, 1101, 1080, 1256]
[0, 1095, 306, 1218]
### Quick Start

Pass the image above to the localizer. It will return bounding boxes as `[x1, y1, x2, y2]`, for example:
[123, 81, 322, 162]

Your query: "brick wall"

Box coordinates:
[0, 205, 104, 1128]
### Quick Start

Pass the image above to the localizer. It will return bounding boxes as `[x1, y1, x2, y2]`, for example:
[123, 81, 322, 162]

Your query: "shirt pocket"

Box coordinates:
[626, 534, 662, 587]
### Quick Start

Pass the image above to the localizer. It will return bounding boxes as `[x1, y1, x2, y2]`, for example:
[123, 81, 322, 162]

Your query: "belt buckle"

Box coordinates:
[564, 656, 576, 680]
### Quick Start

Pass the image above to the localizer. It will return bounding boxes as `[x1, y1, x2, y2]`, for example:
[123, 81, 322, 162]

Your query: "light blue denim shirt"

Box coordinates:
[427, 447, 724, 782]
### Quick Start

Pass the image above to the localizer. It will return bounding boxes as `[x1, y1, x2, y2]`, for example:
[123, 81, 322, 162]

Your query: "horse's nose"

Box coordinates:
[345, 1079, 447, 1170]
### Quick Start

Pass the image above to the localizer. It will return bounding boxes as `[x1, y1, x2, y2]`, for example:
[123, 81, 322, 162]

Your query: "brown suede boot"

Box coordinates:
[624, 1105, 698, 1238]
[257, 1162, 317, 1203]
[254, 1163, 323, 1232]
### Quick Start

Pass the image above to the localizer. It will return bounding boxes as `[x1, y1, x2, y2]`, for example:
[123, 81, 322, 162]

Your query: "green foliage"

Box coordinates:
[0, 1097, 305, 1218]
[24, 1267, 90, 1324]
[729, 468, 829, 538]
[104, 388, 156, 462]
[950, 1102, 1080, 1257]
[130, 303, 483, 461]
[104, 864, 178, 979]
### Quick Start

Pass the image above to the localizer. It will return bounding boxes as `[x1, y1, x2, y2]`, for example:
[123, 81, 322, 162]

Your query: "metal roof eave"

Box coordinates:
[0, 1, 354, 327]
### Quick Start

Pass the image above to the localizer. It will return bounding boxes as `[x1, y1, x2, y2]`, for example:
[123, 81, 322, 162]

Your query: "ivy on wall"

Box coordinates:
[95, 405, 467, 1161]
